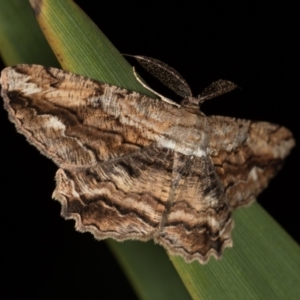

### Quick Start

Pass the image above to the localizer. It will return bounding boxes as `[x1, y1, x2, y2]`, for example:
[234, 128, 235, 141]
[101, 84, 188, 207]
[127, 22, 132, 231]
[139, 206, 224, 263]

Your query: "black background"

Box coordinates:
[1, 2, 299, 299]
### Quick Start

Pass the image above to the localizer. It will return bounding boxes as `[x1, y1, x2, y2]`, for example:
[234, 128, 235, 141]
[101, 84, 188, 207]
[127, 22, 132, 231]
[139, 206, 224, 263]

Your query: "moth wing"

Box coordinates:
[157, 115, 295, 262]
[207, 116, 295, 209]
[52, 145, 176, 241]
[53, 147, 233, 264]
[1, 65, 181, 169]
[155, 154, 233, 263]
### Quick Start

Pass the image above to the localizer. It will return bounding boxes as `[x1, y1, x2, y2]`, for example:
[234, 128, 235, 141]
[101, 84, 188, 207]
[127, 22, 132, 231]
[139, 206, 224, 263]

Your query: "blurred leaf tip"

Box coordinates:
[29, 0, 43, 16]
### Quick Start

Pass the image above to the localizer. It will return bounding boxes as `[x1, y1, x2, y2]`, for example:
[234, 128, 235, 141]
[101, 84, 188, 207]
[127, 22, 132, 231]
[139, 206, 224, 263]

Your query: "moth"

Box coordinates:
[1, 56, 294, 263]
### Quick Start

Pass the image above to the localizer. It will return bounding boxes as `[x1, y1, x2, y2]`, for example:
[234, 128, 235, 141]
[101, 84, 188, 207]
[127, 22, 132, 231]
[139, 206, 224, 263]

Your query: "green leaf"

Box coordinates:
[109, 240, 192, 300]
[0, 0, 58, 66]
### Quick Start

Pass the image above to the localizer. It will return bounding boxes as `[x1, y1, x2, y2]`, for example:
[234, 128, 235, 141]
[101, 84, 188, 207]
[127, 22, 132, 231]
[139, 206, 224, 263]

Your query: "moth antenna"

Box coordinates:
[197, 79, 238, 104]
[125, 54, 193, 98]
[132, 67, 180, 107]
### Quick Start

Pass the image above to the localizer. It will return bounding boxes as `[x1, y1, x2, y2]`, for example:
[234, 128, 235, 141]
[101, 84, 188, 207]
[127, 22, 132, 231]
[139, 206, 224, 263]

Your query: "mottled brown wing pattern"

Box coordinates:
[53, 145, 175, 241]
[1, 65, 185, 167]
[207, 116, 294, 209]
[156, 154, 233, 262]
[53, 146, 233, 263]
[1, 64, 295, 264]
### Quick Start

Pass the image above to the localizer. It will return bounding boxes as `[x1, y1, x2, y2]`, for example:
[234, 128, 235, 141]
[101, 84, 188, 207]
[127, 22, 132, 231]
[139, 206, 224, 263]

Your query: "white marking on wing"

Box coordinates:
[23, 84, 42, 95]
[44, 116, 66, 130]
[249, 167, 258, 181]
[157, 137, 207, 157]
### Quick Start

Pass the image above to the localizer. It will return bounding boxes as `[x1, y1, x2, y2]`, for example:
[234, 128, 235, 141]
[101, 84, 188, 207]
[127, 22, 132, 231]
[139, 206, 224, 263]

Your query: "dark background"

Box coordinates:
[1, 2, 299, 299]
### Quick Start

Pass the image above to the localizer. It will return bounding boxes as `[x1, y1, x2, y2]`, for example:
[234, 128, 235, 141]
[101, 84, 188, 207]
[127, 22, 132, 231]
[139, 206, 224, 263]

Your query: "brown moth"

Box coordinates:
[0, 57, 295, 263]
